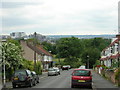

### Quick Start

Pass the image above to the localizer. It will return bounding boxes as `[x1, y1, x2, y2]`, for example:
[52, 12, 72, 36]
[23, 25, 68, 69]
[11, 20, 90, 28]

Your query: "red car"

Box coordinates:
[71, 69, 92, 88]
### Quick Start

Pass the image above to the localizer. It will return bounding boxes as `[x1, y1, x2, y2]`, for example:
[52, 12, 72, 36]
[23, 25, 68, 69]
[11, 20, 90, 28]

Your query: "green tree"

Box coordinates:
[81, 48, 100, 68]
[1, 39, 23, 71]
[56, 37, 83, 62]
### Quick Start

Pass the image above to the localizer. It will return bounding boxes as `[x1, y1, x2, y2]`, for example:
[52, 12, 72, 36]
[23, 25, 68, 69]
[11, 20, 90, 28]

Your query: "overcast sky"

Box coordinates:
[1, 0, 120, 35]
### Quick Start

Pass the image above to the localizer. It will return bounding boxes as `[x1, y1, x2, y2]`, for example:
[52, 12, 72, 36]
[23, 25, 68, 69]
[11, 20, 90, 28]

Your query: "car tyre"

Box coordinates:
[29, 80, 33, 87]
[13, 84, 16, 88]
[18, 85, 21, 88]
[33, 80, 36, 86]
[37, 80, 39, 83]
[88, 85, 92, 89]
[71, 84, 75, 88]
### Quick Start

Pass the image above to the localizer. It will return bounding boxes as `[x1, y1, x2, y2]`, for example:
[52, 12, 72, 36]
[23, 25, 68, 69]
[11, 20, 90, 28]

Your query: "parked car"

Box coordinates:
[66, 65, 71, 69]
[12, 69, 34, 88]
[62, 65, 69, 70]
[79, 65, 86, 69]
[48, 68, 58, 76]
[31, 71, 39, 85]
[53, 67, 60, 75]
[71, 69, 92, 88]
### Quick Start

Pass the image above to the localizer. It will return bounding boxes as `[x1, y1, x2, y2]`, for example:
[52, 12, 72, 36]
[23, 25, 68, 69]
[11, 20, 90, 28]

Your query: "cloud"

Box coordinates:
[1, 0, 119, 35]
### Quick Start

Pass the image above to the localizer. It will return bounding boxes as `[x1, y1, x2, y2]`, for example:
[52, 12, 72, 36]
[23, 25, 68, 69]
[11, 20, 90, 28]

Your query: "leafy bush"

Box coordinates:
[36, 61, 42, 75]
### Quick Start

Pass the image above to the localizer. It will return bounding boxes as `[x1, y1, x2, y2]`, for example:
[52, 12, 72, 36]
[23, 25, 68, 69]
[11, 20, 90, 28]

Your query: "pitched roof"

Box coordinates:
[27, 42, 52, 56]
[36, 45, 52, 56]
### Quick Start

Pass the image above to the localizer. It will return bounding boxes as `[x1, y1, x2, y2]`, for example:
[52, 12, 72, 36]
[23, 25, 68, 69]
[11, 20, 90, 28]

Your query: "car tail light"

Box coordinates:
[72, 76, 79, 80]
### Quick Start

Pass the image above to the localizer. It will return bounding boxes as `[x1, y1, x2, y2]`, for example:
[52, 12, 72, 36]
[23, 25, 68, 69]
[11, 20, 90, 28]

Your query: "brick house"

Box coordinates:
[20, 40, 53, 70]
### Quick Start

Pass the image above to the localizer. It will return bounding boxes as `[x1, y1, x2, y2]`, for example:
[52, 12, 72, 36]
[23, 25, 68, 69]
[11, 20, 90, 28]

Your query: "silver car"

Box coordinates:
[53, 67, 60, 75]
[48, 68, 58, 76]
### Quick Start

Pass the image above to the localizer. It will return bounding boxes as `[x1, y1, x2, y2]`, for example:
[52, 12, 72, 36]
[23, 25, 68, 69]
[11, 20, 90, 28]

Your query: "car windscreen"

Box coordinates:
[48, 68, 55, 71]
[14, 70, 27, 76]
[73, 70, 90, 76]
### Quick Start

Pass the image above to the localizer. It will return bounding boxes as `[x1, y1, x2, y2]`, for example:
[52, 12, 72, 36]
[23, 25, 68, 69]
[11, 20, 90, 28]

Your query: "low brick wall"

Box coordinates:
[95, 67, 120, 86]
[104, 69, 116, 83]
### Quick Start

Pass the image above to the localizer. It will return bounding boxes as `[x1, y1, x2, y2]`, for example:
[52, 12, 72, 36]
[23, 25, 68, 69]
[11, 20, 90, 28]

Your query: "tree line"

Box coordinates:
[42, 37, 111, 68]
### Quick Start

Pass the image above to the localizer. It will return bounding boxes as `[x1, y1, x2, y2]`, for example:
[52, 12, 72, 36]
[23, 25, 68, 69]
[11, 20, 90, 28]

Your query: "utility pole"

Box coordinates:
[34, 32, 37, 71]
[87, 55, 89, 69]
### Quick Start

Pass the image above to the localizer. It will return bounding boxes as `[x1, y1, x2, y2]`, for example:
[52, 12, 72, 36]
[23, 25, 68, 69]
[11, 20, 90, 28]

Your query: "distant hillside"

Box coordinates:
[47, 34, 116, 39]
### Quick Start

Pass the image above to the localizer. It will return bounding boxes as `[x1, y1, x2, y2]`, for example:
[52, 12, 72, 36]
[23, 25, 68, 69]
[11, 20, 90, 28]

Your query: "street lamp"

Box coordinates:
[48, 51, 51, 68]
[34, 32, 37, 71]
[87, 55, 89, 69]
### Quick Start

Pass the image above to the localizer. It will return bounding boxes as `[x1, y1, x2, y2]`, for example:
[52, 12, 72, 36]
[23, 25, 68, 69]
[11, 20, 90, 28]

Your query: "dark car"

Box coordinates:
[71, 69, 92, 88]
[62, 65, 69, 70]
[31, 71, 39, 85]
[12, 69, 34, 88]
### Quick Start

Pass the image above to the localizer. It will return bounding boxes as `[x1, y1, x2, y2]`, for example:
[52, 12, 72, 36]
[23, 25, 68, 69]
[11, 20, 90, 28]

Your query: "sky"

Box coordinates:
[1, 0, 120, 35]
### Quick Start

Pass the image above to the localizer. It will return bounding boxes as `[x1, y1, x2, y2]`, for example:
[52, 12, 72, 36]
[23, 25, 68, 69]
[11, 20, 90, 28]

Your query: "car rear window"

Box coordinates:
[48, 68, 55, 71]
[73, 70, 90, 76]
[15, 70, 27, 76]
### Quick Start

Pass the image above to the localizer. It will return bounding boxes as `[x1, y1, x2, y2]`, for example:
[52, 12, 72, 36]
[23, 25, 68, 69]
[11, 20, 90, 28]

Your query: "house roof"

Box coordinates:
[109, 39, 118, 47]
[27, 42, 52, 56]
[36, 45, 52, 56]
[102, 39, 118, 52]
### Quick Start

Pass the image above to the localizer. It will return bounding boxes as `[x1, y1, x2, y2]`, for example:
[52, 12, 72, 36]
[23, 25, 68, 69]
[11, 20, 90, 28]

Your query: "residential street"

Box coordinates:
[4, 69, 119, 90]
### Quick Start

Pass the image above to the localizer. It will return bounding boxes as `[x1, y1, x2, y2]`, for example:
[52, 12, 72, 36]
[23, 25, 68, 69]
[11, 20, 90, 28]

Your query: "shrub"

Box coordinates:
[36, 61, 42, 75]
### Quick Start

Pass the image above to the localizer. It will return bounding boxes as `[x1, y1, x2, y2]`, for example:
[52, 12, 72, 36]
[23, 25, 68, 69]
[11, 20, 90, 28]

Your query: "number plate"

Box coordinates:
[78, 80, 85, 82]
[14, 78, 18, 80]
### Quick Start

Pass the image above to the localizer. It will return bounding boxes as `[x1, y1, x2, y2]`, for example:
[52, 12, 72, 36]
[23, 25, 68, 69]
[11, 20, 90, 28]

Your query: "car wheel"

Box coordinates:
[18, 85, 21, 88]
[33, 80, 36, 86]
[88, 85, 92, 89]
[13, 84, 16, 88]
[29, 80, 33, 87]
[37, 79, 39, 83]
[71, 84, 75, 88]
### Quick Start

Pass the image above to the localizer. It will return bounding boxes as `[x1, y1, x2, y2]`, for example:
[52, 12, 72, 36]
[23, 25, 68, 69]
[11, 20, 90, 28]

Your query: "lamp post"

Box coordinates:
[87, 55, 89, 69]
[34, 32, 37, 71]
[48, 51, 51, 68]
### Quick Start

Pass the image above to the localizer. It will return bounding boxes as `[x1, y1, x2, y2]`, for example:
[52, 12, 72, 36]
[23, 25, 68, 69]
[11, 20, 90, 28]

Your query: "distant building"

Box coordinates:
[0, 35, 11, 40]
[10, 32, 26, 39]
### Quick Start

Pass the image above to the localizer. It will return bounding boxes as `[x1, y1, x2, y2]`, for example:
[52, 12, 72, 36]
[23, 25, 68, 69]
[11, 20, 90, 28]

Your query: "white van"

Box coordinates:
[79, 65, 86, 69]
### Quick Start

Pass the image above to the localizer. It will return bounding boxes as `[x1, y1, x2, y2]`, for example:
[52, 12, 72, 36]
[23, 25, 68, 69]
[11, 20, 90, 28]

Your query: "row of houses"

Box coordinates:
[20, 40, 53, 70]
[100, 34, 120, 68]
